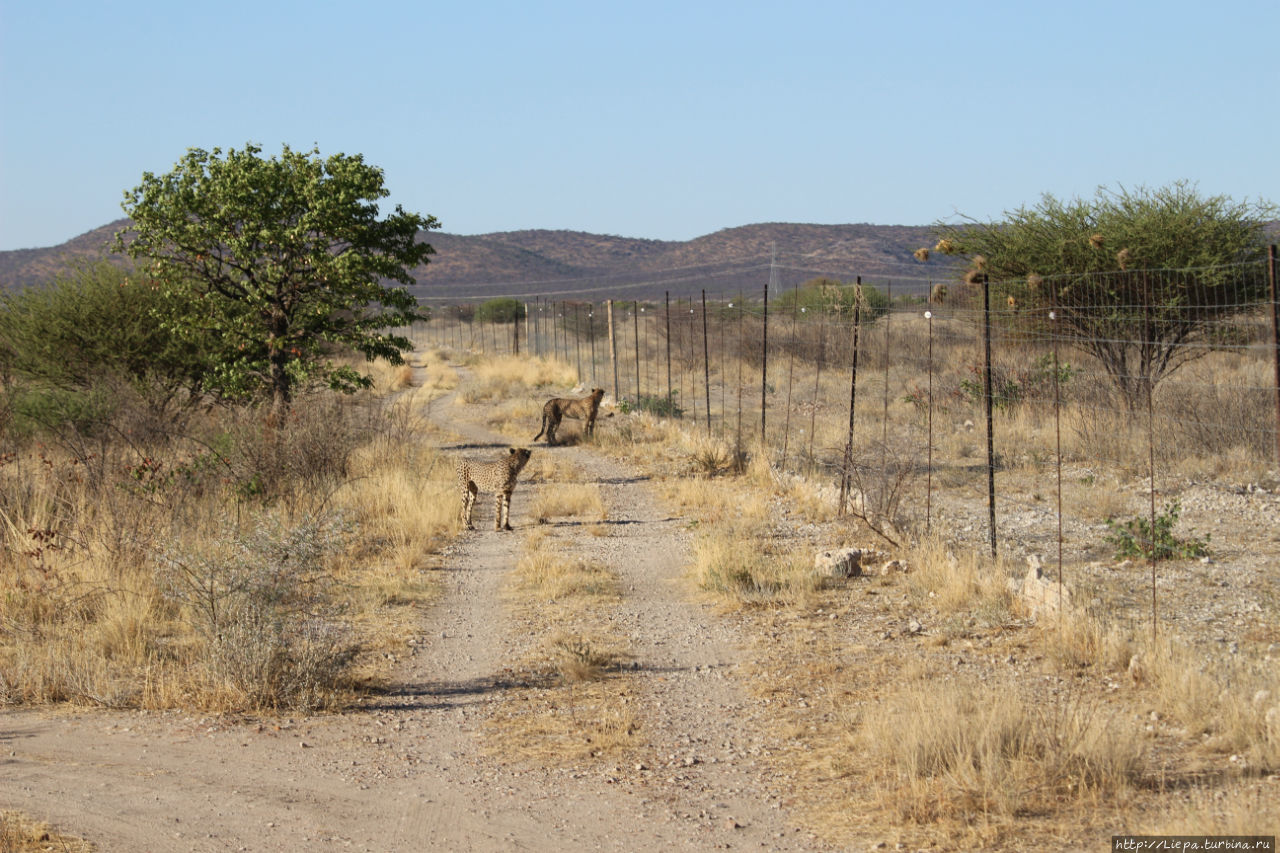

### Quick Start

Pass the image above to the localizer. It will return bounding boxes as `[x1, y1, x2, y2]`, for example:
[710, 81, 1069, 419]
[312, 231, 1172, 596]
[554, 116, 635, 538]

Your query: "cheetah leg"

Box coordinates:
[495, 490, 513, 531]
[462, 482, 478, 529]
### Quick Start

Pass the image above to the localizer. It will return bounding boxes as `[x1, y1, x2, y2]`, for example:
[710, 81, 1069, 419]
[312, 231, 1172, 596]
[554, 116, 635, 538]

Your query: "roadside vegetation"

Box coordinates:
[0, 327, 454, 710]
[433, 282, 1277, 848]
[6, 173, 1277, 849]
[1, 143, 446, 714]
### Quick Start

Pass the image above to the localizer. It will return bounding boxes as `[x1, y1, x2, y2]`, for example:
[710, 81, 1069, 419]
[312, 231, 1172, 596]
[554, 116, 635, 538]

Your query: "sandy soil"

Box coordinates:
[1, 376, 837, 852]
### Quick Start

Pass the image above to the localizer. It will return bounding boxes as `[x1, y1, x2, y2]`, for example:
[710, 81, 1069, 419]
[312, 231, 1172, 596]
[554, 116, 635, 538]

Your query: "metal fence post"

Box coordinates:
[1269, 245, 1280, 470]
[761, 281, 769, 445]
[701, 290, 711, 431]
[839, 278, 864, 515]
[607, 299, 619, 403]
[665, 292, 673, 412]
[982, 273, 996, 557]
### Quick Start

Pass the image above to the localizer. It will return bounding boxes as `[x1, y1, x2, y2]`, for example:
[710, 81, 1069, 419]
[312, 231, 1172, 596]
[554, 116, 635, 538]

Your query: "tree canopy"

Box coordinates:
[0, 263, 218, 436]
[932, 182, 1274, 407]
[117, 143, 439, 411]
[475, 297, 526, 324]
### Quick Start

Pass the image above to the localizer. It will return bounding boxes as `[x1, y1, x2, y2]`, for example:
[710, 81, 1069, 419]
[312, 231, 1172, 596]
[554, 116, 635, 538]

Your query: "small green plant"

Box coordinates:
[1104, 500, 1210, 560]
[901, 385, 928, 410]
[1029, 352, 1073, 389]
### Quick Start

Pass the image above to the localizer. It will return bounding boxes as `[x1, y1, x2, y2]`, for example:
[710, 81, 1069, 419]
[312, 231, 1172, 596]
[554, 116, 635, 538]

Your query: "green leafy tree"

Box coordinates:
[117, 143, 439, 412]
[475, 297, 526, 324]
[0, 263, 218, 434]
[934, 182, 1273, 408]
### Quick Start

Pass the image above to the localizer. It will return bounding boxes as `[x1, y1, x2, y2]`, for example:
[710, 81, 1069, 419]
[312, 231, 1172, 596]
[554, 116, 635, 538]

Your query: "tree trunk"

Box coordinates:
[268, 309, 291, 415]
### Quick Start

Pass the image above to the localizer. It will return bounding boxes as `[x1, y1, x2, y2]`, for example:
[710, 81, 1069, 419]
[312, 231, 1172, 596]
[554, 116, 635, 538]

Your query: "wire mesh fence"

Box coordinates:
[416, 257, 1280, 623]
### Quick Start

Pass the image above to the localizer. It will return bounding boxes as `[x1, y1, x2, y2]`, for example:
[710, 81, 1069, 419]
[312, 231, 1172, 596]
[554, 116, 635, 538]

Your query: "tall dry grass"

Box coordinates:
[457, 354, 579, 403]
[689, 526, 821, 607]
[1146, 782, 1280, 835]
[0, 383, 453, 713]
[855, 680, 1146, 825]
[1137, 638, 1280, 772]
[901, 537, 1016, 625]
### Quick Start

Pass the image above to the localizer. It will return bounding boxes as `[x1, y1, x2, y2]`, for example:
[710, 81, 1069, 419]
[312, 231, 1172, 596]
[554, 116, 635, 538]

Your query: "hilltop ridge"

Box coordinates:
[0, 219, 955, 300]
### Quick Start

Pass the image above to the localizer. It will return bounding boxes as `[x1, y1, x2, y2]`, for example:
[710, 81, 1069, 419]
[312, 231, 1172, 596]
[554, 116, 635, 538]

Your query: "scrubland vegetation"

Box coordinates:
[0, 266, 460, 714]
[5, 260, 1278, 848]
[426, 269, 1278, 847]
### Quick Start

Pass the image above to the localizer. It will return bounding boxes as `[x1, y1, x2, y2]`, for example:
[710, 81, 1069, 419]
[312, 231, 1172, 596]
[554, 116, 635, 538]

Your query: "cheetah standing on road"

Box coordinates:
[455, 447, 532, 531]
[533, 388, 606, 445]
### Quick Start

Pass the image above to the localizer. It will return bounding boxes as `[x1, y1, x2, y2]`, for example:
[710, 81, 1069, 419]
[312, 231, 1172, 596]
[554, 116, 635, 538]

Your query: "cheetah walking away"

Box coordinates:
[455, 447, 532, 531]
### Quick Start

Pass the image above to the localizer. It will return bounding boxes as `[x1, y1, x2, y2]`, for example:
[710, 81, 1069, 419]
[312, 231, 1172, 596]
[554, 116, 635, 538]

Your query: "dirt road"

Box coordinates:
[1, 381, 833, 852]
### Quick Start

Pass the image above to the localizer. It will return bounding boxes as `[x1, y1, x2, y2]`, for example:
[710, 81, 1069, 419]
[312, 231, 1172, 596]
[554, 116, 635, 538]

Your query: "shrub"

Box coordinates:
[475, 297, 526, 324]
[774, 277, 889, 322]
[617, 392, 684, 418]
[155, 511, 358, 711]
[957, 353, 1073, 413]
[0, 263, 218, 427]
[1104, 500, 1210, 561]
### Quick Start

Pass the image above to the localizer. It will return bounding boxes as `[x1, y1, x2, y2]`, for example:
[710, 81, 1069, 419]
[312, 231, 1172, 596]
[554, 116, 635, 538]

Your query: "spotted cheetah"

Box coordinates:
[533, 388, 605, 445]
[455, 447, 532, 531]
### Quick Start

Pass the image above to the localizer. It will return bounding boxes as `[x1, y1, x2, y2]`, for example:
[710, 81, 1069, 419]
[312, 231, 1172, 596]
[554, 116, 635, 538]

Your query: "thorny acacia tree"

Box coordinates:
[117, 143, 439, 412]
[933, 182, 1274, 409]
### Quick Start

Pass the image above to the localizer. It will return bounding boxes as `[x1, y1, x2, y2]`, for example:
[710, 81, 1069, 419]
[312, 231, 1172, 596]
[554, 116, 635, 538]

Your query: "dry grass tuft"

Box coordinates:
[390, 364, 416, 390]
[529, 482, 607, 525]
[458, 355, 579, 403]
[690, 526, 820, 607]
[859, 681, 1144, 826]
[0, 811, 93, 853]
[902, 537, 1016, 624]
[661, 468, 774, 529]
[1145, 782, 1280, 834]
[1138, 638, 1280, 771]
[1040, 616, 1135, 674]
[484, 681, 642, 763]
[510, 545, 618, 603]
[550, 633, 621, 683]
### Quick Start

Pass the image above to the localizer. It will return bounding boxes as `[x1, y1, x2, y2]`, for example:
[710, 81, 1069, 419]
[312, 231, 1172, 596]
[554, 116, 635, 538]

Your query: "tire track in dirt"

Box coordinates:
[419, 380, 832, 851]
[0, 373, 833, 851]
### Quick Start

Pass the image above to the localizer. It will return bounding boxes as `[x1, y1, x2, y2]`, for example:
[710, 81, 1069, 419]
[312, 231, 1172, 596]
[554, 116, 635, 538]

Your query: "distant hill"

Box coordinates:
[0, 219, 136, 291]
[404, 222, 957, 302]
[17, 217, 1279, 303]
[0, 220, 957, 302]
[35, 217, 1280, 303]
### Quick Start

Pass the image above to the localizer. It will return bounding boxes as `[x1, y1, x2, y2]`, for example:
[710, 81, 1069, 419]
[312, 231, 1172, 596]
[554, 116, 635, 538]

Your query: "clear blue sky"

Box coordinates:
[2, 0, 1276, 251]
